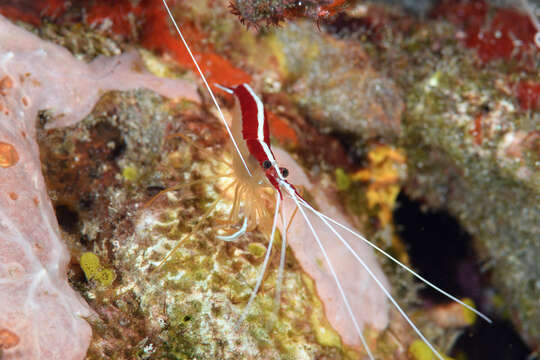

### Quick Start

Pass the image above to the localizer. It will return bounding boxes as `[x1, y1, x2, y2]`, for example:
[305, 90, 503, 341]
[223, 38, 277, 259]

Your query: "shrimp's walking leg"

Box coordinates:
[274, 204, 289, 310]
[240, 192, 281, 322]
[297, 198, 447, 360]
[298, 198, 491, 323]
[274, 205, 299, 309]
[288, 195, 375, 360]
[216, 217, 248, 241]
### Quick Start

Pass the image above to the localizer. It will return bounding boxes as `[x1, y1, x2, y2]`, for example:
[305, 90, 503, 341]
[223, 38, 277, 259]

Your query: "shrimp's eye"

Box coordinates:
[262, 160, 272, 170]
[280, 167, 289, 178]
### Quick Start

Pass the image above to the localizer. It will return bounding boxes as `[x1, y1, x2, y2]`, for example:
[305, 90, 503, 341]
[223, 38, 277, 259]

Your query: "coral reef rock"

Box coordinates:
[0, 15, 198, 359]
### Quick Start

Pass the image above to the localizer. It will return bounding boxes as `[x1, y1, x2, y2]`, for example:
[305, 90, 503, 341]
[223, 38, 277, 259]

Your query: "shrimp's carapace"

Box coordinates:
[224, 83, 305, 200]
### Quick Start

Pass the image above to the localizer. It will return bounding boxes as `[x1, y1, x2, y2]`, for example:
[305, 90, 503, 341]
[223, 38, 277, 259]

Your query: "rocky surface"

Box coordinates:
[2, 0, 537, 359]
[0, 14, 197, 360]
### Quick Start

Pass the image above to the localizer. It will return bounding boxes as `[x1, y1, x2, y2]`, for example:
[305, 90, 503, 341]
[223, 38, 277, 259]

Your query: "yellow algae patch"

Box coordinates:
[139, 49, 178, 79]
[303, 275, 343, 349]
[311, 315, 342, 349]
[351, 145, 406, 226]
[80, 252, 115, 286]
[122, 165, 138, 182]
[408, 340, 454, 360]
[247, 242, 267, 258]
[461, 298, 477, 325]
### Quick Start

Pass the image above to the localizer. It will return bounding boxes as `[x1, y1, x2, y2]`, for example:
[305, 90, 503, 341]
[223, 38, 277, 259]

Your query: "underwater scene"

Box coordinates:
[0, 0, 538, 359]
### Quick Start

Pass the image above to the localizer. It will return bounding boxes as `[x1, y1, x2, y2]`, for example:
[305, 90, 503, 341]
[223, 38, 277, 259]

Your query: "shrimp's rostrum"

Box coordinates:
[155, 1, 493, 359]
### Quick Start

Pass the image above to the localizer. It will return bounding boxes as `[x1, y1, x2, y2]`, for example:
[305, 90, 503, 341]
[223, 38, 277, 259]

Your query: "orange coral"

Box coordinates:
[0, 142, 18, 168]
[140, 1, 251, 88]
[86, 0, 143, 37]
[266, 111, 298, 146]
[0, 328, 20, 350]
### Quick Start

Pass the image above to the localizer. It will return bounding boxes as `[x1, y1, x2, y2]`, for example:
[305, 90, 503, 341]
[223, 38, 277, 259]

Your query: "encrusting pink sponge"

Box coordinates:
[0, 15, 198, 359]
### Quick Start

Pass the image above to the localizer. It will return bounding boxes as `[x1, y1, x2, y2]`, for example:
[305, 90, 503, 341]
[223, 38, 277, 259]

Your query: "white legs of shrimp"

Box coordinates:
[275, 203, 288, 309]
[285, 189, 376, 360]
[239, 192, 281, 322]
[216, 217, 248, 241]
[214, 83, 234, 95]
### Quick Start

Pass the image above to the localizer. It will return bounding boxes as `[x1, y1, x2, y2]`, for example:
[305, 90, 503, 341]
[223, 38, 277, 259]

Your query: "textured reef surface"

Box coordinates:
[0, 0, 538, 359]
[0, 13, 197, 360]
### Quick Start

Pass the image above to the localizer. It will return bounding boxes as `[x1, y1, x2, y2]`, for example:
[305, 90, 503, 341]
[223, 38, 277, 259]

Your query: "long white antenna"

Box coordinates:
[287, 192, 375, 360]
[161, 0, 252, 177]
[296, 197, 446, 360]
[299, 197, 492, 323]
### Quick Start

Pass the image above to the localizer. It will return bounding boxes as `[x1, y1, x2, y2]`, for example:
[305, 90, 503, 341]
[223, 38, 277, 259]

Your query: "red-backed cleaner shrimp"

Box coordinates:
[159, 1, 492, 359]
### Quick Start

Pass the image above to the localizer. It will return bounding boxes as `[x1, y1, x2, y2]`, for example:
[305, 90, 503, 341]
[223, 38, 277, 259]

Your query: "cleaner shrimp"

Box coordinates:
[153, 1, 493, 358]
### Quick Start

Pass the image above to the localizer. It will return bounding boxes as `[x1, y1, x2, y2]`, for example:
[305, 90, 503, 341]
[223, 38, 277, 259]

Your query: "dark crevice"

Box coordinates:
[393, 191, 483, 305]
[54, 204, 80, 234]
[393, 191, 532, 359]
[451, 320, 531, 360]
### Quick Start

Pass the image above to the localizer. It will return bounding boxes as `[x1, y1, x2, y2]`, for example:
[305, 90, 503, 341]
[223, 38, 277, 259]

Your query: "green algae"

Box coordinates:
[247, 242, 267, 258]
[122, 165, 139, 182]
[335, 167, 351, 191]
[80, 252, 115, 287]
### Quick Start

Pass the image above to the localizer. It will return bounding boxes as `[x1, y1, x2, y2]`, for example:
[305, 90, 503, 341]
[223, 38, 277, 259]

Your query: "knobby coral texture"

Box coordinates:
[230, 0, 335, 27]
[0, 15, 198, 359]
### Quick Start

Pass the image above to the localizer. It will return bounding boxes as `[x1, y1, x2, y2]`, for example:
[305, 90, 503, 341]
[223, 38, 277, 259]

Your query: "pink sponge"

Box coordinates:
[274, 148, 389, 349]
[0, 15, 198, 359]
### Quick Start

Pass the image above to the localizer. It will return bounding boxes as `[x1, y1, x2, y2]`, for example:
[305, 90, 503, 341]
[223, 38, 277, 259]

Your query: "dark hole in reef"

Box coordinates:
[90, 122, 126, 161]
[393, 192, 532, 359]
[79, 234, 90, 247]
[183, 315, 191, 322]
[78, 192, 95, 212]
[109, 137, 126, 160]
[451, 319, 531, 360]
[393, 192, 483, 305]
[55, 204, 80, 234]
[146, 185, 166, 197]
